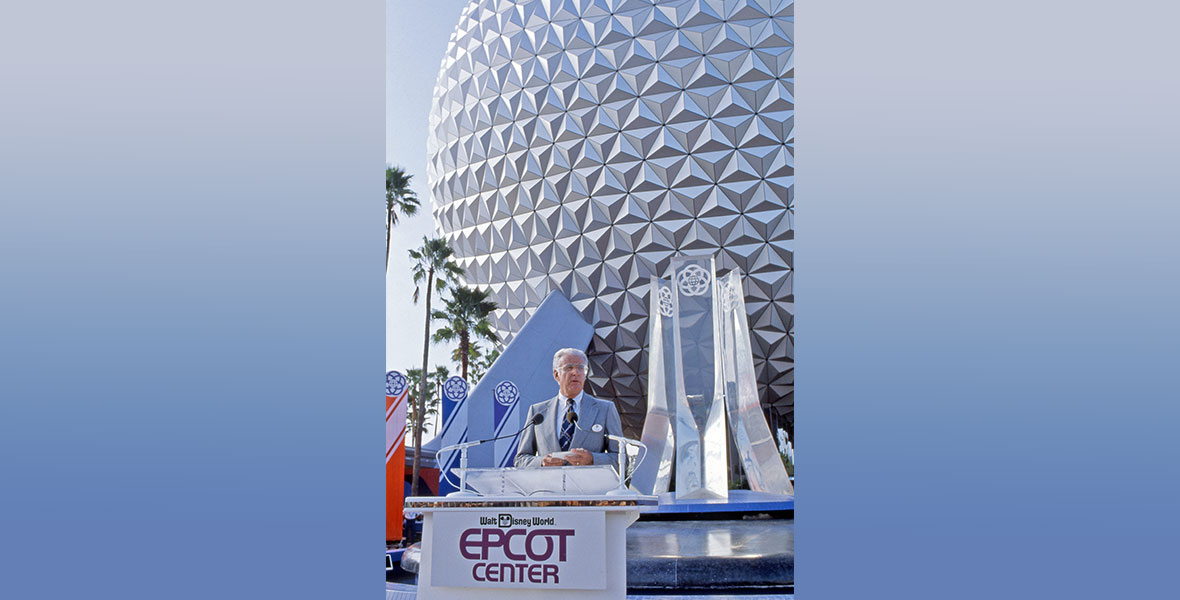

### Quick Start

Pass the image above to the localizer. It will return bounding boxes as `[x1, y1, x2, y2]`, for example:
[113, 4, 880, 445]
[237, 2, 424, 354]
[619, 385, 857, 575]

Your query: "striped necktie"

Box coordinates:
[559, 399, 575, 451]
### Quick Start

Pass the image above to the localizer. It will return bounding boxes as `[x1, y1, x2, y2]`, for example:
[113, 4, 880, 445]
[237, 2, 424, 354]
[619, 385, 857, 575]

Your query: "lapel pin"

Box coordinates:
[592, 424, 603, 433]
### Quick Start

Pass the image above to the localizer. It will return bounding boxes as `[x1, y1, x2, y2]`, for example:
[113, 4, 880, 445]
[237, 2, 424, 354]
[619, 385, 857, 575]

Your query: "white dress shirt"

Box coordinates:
[556, 390, 584, 439]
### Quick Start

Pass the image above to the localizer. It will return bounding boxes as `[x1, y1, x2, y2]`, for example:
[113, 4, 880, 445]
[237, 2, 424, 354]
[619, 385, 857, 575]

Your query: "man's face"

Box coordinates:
[553, 353, 587, 399]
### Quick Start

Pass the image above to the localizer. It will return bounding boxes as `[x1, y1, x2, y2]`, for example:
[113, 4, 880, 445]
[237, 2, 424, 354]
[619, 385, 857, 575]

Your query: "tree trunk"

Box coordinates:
[411, 268, 433, 497]
[435, 374, 444, 436]
[385, 213, 392, 270]
[460, 330, 469, 380]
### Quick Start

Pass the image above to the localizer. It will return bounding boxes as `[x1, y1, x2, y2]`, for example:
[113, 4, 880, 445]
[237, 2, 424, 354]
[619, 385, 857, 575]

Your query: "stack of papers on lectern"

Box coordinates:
[463, 465, 619, 496]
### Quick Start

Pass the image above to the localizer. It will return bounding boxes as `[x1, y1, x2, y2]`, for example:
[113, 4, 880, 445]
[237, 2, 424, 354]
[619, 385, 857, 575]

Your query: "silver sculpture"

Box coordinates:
[427, 0, 794, 434]
[631, 277, 675, 494]
[636, 257, 792, 497]
[716, 270, 793, 494]
[670, 255, 727, 499]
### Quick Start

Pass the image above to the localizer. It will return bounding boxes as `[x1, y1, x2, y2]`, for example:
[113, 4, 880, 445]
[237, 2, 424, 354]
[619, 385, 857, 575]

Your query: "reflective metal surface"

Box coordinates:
[670, 256, 727, 499]
[633, 277, 676, 494]
[428, 0, 795, 434]
[639, 261, 792, 497]
[717, 270, 793, 494]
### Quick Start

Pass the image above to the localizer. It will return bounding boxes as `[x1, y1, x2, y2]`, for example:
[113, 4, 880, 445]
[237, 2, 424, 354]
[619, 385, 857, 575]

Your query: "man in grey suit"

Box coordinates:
[514, 348, 624, 468]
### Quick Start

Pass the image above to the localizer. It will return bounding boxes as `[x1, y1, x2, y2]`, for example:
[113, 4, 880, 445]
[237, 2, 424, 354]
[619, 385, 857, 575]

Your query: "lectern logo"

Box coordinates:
[434, 510, 605, 590]
[677, 264, 711, 297]
[458, 525, 576, 584]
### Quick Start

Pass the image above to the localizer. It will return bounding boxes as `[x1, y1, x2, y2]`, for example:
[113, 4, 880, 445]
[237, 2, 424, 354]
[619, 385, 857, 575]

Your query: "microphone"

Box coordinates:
[440, 412, 544, 454]
[438, 413, 546, 497]
[503, 412, 545, 444]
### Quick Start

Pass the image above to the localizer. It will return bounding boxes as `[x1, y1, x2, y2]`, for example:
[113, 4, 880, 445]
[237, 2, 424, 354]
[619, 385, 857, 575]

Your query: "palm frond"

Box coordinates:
[386, 166, 422, 227]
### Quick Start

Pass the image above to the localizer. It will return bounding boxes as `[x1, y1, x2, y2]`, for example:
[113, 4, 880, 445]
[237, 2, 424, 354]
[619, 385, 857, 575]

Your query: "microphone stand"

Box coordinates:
[438, 413, 545, 497]
[604, 434, 646, 496]
[436, 439, 481, 498]
[568, 413, 646, 496]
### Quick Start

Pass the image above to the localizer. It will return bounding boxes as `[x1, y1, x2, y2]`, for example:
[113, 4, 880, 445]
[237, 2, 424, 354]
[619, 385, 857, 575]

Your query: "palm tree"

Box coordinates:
[451, 339, 478, 368]
[432, 285, 500, 380]
[404, 368, 440, 434]
[408, 237, 463, 497]
[386, 166, 420, 270]
[429, 365, 450, 435]
[469, 346, 501, 386]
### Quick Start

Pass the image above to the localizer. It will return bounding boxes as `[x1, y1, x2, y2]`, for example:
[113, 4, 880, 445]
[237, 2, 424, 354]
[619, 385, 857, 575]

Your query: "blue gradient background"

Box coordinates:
[1, 1, 1177, 599]
[798, 1, 1180, 598]
[0, 2, 384, 599]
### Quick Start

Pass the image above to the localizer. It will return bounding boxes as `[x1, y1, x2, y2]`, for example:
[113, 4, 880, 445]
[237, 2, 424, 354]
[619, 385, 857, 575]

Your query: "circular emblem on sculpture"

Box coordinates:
[386, 371, 407, 397]
[493, 381, 519, 406]
[677, 265, 712, 297]
[721, 281, 740, 313]
[592, 424, 603, 433]
[658, 286, 674, 317]
[443, 376, 468, 402]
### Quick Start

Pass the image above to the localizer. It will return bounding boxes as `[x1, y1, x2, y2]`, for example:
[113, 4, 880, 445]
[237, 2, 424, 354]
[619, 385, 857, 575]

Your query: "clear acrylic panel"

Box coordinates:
[634, 276, 676, 495]
[670, 256, 727, 499]
[718, 270, 793, 495]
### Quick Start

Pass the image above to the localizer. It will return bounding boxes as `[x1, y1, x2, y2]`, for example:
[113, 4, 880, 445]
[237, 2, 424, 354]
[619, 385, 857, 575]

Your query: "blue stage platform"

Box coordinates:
[648, 489, 794, 516]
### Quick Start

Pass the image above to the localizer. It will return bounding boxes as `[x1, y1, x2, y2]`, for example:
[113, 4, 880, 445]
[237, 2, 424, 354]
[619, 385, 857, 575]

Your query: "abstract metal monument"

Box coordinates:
[669, 256, 727, 498]
[633, 256, 792, 498]
[427, 0, 794, 434]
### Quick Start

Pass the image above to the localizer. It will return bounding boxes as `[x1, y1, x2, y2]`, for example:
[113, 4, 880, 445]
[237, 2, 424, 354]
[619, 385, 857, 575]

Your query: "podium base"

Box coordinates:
[406, 494, 654, 599]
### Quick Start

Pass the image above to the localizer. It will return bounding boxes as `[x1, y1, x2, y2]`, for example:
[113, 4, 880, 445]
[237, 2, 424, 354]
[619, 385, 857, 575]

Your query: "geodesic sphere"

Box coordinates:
[427, 0, 794, 435]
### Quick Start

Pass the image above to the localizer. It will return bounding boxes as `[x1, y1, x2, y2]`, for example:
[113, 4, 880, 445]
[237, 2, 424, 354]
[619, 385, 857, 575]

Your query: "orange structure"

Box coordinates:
[385, 371, 409, 542]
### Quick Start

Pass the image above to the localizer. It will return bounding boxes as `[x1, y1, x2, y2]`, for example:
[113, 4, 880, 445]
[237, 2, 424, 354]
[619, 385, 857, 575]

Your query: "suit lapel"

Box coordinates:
[544, 396, 563, 453]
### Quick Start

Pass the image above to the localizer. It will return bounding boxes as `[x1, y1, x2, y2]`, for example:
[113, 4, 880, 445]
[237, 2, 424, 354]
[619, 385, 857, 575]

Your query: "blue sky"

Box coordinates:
[386, 0, 470, 377]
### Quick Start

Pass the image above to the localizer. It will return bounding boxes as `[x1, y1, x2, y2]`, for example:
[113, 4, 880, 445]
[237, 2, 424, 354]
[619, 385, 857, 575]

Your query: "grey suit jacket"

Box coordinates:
[514, 394, 624, 468]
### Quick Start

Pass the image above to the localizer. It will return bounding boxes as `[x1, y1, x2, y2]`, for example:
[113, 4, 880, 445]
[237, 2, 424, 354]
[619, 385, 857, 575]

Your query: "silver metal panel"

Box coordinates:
[718, 270, 793, 494]
[428, 0, 794, 434]
[633, 277, 676, 494]
[670, 256, 726, 499]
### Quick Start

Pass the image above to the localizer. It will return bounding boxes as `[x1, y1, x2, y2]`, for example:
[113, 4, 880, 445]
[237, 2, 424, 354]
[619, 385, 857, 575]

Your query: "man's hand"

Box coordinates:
[541, 449, 592, 466]
[566, 448, 593, 466]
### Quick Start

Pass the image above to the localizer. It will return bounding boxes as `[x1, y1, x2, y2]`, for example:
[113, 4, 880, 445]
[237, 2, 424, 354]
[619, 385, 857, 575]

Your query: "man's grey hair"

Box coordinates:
[552, 348, 588, 372]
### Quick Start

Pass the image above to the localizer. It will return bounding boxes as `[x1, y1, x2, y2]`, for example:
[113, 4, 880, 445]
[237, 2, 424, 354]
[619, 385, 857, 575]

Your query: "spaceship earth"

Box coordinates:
[427, 0, 794, 436]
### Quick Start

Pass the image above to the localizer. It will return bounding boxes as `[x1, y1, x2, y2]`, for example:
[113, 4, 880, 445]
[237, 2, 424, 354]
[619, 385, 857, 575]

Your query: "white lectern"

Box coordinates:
[406, 466, 657, 599]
